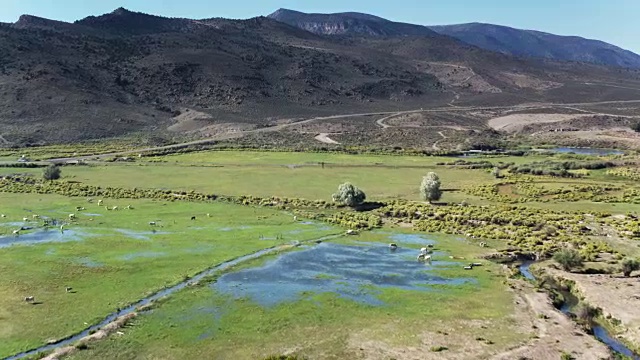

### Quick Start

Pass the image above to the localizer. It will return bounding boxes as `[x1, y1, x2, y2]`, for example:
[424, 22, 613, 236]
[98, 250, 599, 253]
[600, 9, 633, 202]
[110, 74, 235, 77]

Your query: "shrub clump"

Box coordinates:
[42, 164, 61, 180]
[553, 248, 583, 271]
[420, 172, 442, 203]
[332, 182, 366, 207]
[621, 258, 640, 277]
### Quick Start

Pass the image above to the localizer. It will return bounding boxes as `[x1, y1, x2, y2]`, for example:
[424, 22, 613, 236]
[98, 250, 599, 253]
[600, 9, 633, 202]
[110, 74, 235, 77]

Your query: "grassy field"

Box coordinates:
[0, 193, 339, 357]
[66, 232, 524, 360]
[1, 149, 639, 359]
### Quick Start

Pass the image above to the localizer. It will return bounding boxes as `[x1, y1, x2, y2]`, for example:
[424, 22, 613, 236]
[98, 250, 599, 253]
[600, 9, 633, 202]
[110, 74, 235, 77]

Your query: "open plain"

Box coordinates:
[0, 146, 639, 359]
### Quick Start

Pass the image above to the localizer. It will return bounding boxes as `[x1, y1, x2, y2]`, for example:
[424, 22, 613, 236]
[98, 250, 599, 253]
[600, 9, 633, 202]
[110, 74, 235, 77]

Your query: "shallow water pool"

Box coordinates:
[212, 242, 471, 307]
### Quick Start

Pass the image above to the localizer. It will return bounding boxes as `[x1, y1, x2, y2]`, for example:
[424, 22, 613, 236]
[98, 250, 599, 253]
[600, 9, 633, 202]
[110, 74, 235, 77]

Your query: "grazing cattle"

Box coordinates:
[206, 213, 211, 218]
[293, 216, 297, 221]
[32, 214, 40, 219]
[125, 205, 132, 210]
[65, 287, 73, 293]
[105, 206, 110, 211]
[464, 266, 473, 270]
[426, 244, 434, 248]
[149, 221, 156, 226]
[0, 214, 5, 218]
[97, 200, 103, 206]
[112, 206, 118, 211]
[389, 243, 398, 250]
[12, 229, 20, 236]
[418, 254, 432, 263]
[76, 206, 85, 211]
[60, 224, 65, 233]
[23, 217, 29, 222]
[479, 242, 487, 248]
[68, 214, 76, 220]
[420, 247, 432, 256]
[190, 216, 196, 221]
[24, 296, 34, 302]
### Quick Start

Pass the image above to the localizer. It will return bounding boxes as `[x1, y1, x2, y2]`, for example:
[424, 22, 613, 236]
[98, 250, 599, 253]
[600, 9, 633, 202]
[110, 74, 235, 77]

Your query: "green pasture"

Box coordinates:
[0, 149, 639, 359]
[0, 193, 339, 357]
[67, 232, 523, 360]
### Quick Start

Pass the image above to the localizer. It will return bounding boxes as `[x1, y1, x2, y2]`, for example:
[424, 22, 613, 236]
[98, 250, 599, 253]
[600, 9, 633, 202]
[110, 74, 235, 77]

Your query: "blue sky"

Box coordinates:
[2, 0, 639, 53]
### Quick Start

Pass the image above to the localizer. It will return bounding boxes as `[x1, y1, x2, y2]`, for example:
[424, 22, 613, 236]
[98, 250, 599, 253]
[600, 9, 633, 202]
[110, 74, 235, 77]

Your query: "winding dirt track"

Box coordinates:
[44, 98, 640, 163]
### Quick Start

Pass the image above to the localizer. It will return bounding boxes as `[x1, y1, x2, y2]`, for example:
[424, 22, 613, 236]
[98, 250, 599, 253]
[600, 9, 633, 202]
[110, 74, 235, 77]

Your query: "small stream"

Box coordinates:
[4, 234, 342, 360]
[520, 262, 639, 359]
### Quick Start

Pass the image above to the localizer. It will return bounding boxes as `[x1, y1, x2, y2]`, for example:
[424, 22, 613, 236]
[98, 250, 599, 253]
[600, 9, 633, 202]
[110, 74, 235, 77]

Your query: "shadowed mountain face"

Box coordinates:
[1, 7, 640, 146]
[269, 9, 640, 69]
[429, 23, 640, 69]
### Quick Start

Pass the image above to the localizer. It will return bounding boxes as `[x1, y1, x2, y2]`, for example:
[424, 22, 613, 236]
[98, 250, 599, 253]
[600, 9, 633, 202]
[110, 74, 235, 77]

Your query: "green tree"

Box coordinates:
[621, 258, 640, 277]
[420, 172, 442, 203]
[332, 182, 366, 207]
[553, 248, 583, 271]
[42, 164, 61, 181]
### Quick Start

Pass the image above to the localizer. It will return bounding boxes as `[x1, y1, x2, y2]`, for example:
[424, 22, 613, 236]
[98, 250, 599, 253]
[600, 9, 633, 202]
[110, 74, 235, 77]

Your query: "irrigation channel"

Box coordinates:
[520, 262, 640, 359]
[4, 234, 345, 360]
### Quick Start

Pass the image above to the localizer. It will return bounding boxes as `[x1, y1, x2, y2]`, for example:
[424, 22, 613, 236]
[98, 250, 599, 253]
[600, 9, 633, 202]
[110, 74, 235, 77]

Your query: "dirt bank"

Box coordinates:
[548, 268, 640, 352]
[347, 270, 610, 360]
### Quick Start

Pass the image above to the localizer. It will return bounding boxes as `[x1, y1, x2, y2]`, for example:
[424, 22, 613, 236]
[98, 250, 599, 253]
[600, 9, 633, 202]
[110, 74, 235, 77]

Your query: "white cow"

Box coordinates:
[417, 254, 432, 263]
[68, 214, 76, 220]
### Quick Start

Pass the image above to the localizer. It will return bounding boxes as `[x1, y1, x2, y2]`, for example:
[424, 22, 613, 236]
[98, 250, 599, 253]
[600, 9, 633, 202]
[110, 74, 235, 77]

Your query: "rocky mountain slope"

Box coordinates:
[269, 9, 640, 68]
[430, 23, 640, 69]
[1, 8, 639, 146]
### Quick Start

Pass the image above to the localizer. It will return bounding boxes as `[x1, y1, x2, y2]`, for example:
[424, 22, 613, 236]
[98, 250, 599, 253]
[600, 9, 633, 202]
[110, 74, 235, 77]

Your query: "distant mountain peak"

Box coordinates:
[111, 7, 132, 15]
[267, 8, 436, 37]
[75, 7, 191, 35]
[12, 14, 79, 31]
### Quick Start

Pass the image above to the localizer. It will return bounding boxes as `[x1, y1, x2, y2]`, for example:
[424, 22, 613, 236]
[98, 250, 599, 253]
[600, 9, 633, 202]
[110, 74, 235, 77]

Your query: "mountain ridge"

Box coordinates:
[269, 8, 640, 68]
[429, 22, 640, 68]
[1, 7, 639, 147]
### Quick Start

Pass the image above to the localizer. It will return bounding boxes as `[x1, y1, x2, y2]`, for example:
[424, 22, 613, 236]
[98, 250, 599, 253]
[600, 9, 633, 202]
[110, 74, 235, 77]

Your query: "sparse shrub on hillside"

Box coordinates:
[631, 121, 640, 133]
[553, 248, 583, 271]
[420, 172, 442, 203]
[42, 164, 61, 180]
[332, 182, 366, 207]
[621, 258, 640, 277]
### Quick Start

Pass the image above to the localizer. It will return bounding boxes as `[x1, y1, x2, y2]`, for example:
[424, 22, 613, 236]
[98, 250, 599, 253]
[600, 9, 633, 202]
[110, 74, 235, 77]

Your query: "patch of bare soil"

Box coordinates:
[314, 133, 340, 144]
[491, 281, 611, 360]
[549, 268, 640, 351]
[167, 109, 214, 132]
[497, 72, 564, 91]
[383, 113, 473, 130]
[488, 113, 589, 132]
[536, 129, 640, 149]
[419, 62, 502, 94]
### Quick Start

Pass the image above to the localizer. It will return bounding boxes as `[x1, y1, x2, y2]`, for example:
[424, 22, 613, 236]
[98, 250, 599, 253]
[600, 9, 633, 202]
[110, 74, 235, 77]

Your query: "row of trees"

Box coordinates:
[332, 172, 442, 207]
